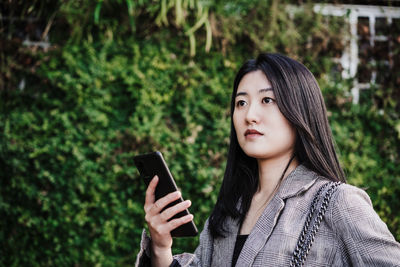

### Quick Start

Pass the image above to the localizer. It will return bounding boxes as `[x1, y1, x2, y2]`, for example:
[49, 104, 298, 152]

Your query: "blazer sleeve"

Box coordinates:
[135, 219, 213, 267]
[330, 184, 400, 266]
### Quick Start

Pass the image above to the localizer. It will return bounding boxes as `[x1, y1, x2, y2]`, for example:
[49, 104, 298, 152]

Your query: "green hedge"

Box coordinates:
[1, 1, 399, 265]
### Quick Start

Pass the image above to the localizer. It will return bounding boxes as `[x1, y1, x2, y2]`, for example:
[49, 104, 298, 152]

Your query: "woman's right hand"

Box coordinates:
[144, 175, 193, 266]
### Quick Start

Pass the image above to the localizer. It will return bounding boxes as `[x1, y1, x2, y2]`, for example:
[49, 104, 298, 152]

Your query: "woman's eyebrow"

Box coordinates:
[259, 88, 273, 93]
[236, 92, 247, 97]
[236, 88, 273, 97]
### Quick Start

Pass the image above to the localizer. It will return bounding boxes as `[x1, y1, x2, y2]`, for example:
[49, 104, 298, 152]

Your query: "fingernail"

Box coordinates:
[186, 200, 191, 206]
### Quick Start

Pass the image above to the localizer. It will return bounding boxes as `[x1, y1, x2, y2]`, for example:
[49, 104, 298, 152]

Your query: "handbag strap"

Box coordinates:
[289, 181, 342, 267]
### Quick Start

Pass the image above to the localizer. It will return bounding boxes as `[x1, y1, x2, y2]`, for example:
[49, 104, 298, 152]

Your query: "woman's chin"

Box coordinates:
[242, 150, 270, 159]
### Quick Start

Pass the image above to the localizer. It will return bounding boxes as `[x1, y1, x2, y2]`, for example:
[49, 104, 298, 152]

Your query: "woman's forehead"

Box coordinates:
[237, 70, 271, 89]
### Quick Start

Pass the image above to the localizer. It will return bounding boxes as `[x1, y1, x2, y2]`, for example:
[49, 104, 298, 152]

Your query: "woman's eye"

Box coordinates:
[262, 97, 274, 104]
[236, 100, 247, 107]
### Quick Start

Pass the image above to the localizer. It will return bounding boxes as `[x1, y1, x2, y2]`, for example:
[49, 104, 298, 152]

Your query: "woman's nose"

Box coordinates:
[245, 104, 260, 124]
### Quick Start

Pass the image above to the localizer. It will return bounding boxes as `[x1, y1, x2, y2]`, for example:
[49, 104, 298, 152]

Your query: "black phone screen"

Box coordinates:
[134, 151, 198, 237]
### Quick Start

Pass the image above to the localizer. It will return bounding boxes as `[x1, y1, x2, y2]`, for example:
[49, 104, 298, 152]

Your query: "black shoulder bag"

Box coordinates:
[289, 181, 342, 267]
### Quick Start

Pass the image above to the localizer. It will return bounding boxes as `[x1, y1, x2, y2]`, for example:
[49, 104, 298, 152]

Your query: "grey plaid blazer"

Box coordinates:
[136, 165, 400, 266]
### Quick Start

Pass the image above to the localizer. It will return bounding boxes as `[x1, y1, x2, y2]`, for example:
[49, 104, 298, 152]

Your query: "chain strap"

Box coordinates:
[289, 181, 342, 267]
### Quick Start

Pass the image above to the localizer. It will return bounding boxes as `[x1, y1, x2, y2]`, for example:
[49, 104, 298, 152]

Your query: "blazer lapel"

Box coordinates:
[234, 165, 319, 266]
[235, 195, 285, 266]
[211, 215, 240, 267]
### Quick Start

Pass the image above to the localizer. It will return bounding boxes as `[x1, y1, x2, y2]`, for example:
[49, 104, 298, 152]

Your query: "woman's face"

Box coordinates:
[233, 70, 296, 160]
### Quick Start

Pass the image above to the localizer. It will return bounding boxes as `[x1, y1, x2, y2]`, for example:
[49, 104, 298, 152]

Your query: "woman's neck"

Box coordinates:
[256, 154, 299, 197]
[239, 154, 299, 235]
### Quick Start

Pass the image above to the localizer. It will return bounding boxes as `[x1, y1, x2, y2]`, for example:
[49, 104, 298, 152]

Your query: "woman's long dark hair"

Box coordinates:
[208, 53, 346, 238]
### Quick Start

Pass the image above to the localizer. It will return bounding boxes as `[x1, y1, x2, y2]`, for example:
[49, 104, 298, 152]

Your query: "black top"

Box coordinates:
[231, 234, 249, 267]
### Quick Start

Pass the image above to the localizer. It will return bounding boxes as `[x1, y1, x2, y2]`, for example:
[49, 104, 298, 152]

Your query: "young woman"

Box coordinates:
[135, 53, 400, 266]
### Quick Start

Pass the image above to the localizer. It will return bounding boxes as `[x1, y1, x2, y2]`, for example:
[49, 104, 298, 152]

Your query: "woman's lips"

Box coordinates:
[244, 129, 263, 137]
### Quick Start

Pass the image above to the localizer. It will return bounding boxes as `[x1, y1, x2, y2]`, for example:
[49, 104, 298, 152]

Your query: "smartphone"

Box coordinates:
[134, 151, 198, 237]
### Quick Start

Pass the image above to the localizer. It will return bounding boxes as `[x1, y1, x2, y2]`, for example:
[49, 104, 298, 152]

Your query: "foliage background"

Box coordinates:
[1, 0, 399, 265]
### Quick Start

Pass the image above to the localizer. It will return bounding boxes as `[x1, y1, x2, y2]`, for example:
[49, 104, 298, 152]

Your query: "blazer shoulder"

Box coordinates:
[328, 182, 396, 242]
[333, 183, 373, 209]
[326, 184, 400, 265]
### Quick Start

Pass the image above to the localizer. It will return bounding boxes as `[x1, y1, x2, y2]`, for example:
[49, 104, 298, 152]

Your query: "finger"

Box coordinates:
[151, 190, 181, 215]
[166, 214, 194, 232]
[160, 200, 191, 222]
[144, 176, 158, 210]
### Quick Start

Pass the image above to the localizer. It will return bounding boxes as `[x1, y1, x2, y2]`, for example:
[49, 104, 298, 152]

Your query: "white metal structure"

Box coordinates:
[313, 4, 400, 103]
